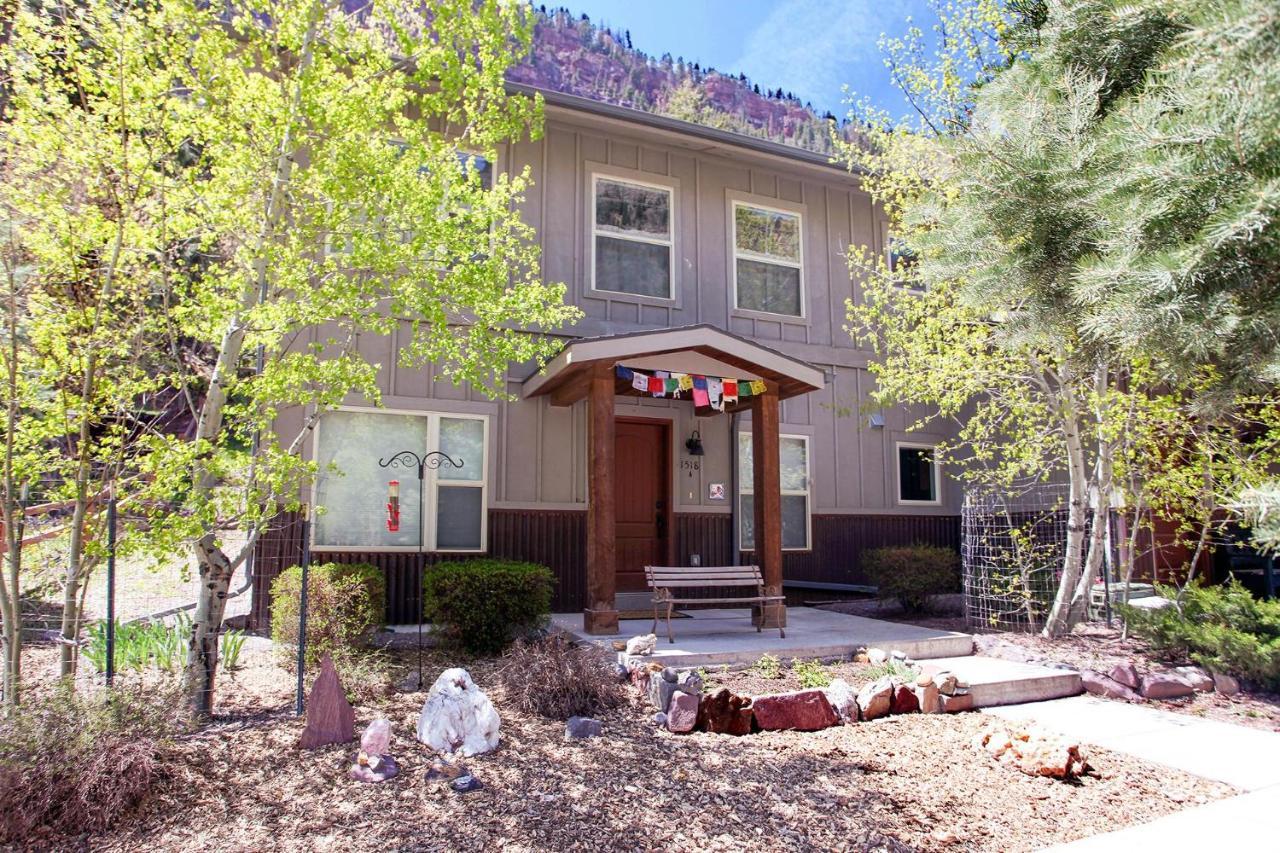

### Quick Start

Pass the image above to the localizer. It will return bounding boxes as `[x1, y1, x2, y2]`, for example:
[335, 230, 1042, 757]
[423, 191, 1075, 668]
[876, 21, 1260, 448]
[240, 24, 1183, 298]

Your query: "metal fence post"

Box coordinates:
[105, 494, 117, 686]
[295, 505, 312, 716]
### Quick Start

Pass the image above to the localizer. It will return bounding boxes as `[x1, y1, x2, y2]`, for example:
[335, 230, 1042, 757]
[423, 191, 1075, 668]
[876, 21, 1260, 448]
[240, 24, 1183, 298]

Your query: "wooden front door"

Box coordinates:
[613, 418, 671, 592]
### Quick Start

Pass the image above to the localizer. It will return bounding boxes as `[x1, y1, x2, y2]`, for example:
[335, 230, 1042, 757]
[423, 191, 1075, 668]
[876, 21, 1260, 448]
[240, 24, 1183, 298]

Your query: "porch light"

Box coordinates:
[685, 430, 705, 456]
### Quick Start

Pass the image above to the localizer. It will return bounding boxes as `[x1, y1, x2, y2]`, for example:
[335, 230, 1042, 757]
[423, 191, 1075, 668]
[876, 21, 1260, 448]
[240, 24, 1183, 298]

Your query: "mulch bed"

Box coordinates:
[15, 642, 1229, 852]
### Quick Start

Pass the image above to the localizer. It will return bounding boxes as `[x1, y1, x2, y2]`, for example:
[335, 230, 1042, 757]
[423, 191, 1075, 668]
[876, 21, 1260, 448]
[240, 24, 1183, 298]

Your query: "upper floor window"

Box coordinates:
[896, 442, 940, 505]
[313, 409, 488, 552]
[733, 202, 803, 317]
[592, 175, 674, 299]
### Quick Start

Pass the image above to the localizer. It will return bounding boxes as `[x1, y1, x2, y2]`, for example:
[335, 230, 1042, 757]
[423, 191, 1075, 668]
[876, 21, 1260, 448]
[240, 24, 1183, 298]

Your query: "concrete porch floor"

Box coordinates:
[551, 606, 975, 668]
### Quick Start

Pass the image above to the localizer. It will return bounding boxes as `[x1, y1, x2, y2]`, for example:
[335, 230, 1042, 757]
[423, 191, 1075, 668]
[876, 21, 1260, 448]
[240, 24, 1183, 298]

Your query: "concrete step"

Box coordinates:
[925, 655, 1083, 707]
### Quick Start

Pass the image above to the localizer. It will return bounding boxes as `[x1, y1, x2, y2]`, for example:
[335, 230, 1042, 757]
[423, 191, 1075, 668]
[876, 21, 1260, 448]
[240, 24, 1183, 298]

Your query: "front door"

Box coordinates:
[613, 418, 671, 592]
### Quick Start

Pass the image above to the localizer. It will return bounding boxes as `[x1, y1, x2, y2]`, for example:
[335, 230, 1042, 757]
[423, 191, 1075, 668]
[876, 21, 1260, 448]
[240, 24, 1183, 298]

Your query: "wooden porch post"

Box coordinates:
[584, 364, 619, 634]
[751, 382, 786, 629]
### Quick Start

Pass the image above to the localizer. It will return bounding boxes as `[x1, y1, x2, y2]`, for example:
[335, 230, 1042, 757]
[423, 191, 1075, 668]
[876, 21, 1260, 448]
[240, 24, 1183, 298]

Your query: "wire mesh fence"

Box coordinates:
[962, 483, 1070, 633]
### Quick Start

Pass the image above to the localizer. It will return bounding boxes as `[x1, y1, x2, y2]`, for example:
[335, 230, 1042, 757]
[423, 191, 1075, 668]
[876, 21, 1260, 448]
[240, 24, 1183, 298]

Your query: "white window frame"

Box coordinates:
[731, 199, 806, 319]
[310, 406, 489, 553]
[895, 441, 942, 506]
[738, 431, 812, 552]
[589, 172, 676, 301]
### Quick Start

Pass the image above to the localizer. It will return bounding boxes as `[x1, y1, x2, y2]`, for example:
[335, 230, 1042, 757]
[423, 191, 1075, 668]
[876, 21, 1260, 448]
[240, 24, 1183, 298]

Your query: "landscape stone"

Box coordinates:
[940, 692, 975, 713]
[1174, 666, 1215, 692]
[1211, 671, 1241, 696]
[1139, 671, 1196, 700]
[890, 683, 920, 715]
[648, 672, 681, 713]
[625, 634, 657, 656]
[676, 669, 703, 696]
[653, 712, 668, 727]
[360, 717, 392, 756]
[751, 689, 840, 731]
[299, 655, 356, 750]
[416, 668, 501, 757]
[915, 680, 941, 714]
[856, 677, 894, 721]
[867, 648, 888, 665]
[696, 688, 754, 736]
[934, 673, 958, 695]
[1109, 662, 1141, 690]
[348, 752, 400, 783]
[565, 716, 604, 739]
[1081, 669, 1143, 701]
[890, 649, 908, 661]
[824, 678, 858, 722]
[666, 691, 700, 733]
[661, 667, 678, 683]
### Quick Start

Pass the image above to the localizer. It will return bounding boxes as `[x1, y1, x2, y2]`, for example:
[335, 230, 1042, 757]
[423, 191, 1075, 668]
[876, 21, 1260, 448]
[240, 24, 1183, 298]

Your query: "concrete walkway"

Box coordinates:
[551, 606, 974, 667]
[982, 695, 1280, 850]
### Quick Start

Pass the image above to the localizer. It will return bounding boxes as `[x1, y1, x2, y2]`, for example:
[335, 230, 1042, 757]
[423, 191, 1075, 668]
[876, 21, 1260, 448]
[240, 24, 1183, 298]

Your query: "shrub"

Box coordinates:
[497, 635, 625, 719]
[754, 653, 781, 679]
[791, 658, 832, 688]
[862, 544, 960, 613]
[1121, 581, 1280, 690]
[423, 559, 553, 655]
[270, 562, 384, 671]
[0, 682, 190, 843]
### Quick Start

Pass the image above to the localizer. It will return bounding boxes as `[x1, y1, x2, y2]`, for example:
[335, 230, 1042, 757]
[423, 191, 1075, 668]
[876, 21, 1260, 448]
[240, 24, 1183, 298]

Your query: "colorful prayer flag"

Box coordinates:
[723, 379, 738, 404]
[692, 388, 709, 408]
[738, 381, 753, 398]
[631, 371, 649, 392]
[750, 380, 767, 395]
[677, 373, 693, 391]
[693, 375, 708, 391]
[648, 376, 665, 395]
[664, 377, 680, 395]
[616, 365, 634, 381]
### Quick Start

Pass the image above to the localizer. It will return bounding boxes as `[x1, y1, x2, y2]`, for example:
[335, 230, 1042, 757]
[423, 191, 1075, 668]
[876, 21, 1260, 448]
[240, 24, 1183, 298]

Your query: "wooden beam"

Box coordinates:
[549, 369, 593, 407]
[584, 364, 619, 634]
[750, 381, 786, 629]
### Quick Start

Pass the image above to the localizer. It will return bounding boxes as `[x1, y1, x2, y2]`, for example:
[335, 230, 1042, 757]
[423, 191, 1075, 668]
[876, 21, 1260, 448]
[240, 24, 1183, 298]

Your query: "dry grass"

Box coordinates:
[496, 635, 626, 720]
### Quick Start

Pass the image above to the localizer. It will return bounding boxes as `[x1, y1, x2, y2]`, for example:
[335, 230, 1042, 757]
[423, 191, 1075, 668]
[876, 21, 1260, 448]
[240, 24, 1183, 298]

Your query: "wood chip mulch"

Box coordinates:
[74, 646, 1237, 853]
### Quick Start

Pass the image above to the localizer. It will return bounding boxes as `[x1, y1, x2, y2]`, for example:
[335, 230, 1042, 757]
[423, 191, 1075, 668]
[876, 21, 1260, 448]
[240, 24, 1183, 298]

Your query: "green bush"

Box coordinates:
[1120, 581, 1280, 690]
[862, 543, 960, 613]
[270, 562, 384, 671]
[423, 558, 553, 655]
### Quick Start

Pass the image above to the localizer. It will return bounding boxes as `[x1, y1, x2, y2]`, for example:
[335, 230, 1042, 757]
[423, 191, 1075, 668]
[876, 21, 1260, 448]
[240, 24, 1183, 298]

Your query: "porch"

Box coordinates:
[524, 324, 829, 636]
[550, 606, 975, 668]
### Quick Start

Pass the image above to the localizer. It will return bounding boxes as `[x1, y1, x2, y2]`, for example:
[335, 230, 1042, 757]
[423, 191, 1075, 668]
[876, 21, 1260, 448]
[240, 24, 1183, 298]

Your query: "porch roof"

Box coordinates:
[521, 324, 828, 409]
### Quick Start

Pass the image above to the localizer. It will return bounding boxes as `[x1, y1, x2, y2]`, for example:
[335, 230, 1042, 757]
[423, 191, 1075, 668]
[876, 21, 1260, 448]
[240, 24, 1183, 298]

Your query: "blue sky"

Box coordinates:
[555, 0, 933, 119]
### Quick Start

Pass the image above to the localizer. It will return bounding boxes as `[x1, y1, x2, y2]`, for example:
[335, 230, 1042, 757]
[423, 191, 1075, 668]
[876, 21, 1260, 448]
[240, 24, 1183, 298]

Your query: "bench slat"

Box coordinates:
[649, 579, 761, 588]
[663, 596, 785, 605]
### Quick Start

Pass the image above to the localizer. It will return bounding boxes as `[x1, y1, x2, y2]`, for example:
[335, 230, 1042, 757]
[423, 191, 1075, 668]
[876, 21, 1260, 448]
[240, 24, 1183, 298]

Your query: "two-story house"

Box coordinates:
[249, 84, 961, 635]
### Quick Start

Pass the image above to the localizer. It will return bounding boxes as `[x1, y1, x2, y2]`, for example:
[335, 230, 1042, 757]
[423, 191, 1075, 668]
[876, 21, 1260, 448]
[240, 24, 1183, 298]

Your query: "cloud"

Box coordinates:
[731, 0, 904, 111]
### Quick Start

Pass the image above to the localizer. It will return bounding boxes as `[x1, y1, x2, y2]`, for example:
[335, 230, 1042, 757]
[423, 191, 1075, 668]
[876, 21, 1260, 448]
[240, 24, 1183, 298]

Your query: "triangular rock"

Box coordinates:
[299, 654, 355, 750]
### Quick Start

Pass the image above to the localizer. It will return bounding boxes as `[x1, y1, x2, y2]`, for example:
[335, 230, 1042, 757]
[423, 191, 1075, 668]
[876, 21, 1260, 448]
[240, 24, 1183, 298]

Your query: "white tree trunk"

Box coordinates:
[1042, 376, 1090, 638]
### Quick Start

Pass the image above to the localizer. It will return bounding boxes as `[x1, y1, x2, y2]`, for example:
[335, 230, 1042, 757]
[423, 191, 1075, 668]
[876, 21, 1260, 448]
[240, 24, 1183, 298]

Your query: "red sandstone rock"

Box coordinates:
[1081, 669, 1142, 701]
[1139, 671, 1196, 700]
[697, 688, 754, 736]
[299, 655, 355, 750]
[1109, 662, 1141, 690]
[940, 692, 974, 713]
[890, 683, 920, 715]
[666, 690, 700, 733]
[751, 689, 839, 731]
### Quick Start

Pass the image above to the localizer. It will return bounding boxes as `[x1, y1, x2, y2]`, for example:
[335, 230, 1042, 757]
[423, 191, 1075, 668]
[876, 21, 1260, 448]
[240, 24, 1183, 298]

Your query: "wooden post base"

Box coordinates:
[583, 608, 620, 635]
[752, 602, 787, 629]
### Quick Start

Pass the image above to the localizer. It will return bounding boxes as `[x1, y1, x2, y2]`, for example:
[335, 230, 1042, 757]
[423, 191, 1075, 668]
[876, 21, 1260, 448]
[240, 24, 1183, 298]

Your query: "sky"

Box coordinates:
[554, 0, 935, 119]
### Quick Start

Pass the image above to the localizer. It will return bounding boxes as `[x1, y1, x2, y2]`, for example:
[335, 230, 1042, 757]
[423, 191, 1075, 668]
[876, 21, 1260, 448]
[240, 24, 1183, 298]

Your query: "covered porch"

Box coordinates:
[523, 324, 827, 635]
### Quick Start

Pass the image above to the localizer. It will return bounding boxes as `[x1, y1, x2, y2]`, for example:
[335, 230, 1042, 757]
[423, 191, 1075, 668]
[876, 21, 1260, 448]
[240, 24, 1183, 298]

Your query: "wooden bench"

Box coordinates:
[644, 564, 786, 643]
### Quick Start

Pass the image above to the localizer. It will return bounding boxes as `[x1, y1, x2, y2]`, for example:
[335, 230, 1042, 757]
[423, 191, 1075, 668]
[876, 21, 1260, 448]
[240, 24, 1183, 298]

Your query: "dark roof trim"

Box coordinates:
[506, 82, 865, 177]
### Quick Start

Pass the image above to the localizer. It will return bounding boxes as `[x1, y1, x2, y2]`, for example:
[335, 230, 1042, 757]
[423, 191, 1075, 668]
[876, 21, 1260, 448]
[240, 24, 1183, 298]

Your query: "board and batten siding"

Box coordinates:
[252, 109, 962, 628]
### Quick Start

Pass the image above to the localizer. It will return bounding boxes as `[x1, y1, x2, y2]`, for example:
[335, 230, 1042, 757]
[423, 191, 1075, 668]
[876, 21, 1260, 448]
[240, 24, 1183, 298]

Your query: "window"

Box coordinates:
[738, 432, 810, 550]
[591, 175, 674, 299]
[733, 202, 803, 317]
[897, 442, 940, 504]
[313, 409, 488, 551]
[886, 232, 917, 275]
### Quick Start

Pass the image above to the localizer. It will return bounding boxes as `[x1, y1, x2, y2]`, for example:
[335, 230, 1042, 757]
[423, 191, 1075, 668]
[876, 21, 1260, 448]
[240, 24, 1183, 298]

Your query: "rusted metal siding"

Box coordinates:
[249, 508, 588, 630]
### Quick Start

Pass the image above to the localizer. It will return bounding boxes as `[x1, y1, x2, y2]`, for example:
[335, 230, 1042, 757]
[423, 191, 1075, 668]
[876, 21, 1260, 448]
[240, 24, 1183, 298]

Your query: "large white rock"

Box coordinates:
[625, 633, 657, 656]
[416, 668, 501, 757]
[824, 678, 858, 722]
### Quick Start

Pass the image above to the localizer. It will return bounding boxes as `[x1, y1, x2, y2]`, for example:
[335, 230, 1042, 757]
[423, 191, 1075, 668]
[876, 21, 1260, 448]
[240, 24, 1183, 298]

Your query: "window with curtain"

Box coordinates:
[738, 432, 811, 551]
[592, 175, 674, 299]
[733, 202, 803, 317]
[897, 443, 939, 504]
[312, 409, 488, 551]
